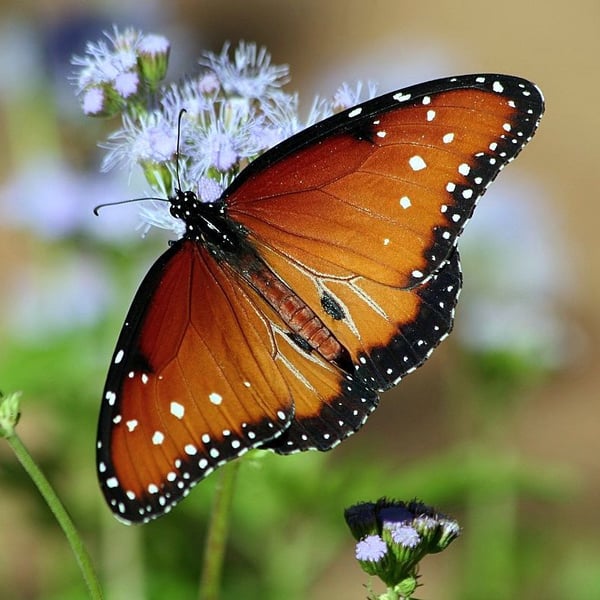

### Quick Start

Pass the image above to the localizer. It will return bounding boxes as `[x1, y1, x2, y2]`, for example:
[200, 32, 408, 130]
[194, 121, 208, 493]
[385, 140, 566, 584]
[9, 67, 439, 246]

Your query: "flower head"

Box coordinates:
[72, 27, 139, 92]
[333, 80, 378, 110]
[345, 497, 460, 594]
[73, 31, 363, 238]
[356, 534, 388, 562]
[200, 41, 289, 99]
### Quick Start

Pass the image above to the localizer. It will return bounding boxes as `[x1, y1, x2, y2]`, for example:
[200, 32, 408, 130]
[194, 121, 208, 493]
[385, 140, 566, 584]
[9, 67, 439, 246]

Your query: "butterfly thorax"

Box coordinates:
[169, 189, 246, 258]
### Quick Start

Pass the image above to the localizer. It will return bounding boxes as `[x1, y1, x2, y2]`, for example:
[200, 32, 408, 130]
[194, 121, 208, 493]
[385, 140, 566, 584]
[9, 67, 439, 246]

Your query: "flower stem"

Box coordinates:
[199, 460, 241, 600]
[5, 430, 103, 600]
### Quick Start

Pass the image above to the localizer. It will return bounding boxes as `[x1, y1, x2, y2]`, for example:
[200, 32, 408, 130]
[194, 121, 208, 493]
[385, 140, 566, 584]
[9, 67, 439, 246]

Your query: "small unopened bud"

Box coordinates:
[0, 392, 21, 438]
[138, 34, 170, 86]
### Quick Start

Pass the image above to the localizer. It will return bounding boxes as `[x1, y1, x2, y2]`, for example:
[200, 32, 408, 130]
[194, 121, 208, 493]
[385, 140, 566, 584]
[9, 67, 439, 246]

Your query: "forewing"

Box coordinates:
[226, 74, 544, 288]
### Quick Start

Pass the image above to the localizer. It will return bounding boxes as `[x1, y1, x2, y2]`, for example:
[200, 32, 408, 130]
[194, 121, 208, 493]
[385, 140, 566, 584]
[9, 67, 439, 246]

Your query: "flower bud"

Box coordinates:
[137, 34, 170, 87]
[0, 392, 21, 438]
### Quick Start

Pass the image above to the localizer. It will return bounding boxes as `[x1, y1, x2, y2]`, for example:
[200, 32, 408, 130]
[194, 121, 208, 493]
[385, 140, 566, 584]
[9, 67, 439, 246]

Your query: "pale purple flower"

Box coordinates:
[198, 71, 220, 94]
[356, 535, 388, 562]
[82, 87, 105, 115]
[138, 33, 170, 56]
[385, 523, 421, 548]
[73, 27, 140, 91]
[114, 71, 139, 97]
[304, 95, 336, 127]
[161, 78, 214, 123]
[73, 31, 386, 242]
[201, 41, 289, 99]
[333, 80, 378, 109]
[413, 516, 438, 533]
[102, 112, 178, 173]
[197, 176, 224, 203]
[186, 101, 264, 183]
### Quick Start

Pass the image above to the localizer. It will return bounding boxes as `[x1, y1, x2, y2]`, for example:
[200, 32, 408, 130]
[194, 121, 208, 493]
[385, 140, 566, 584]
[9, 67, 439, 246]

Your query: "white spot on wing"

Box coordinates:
[409, 155, 427, 171]
[114, 349, 124, 364]
[209, 392, 222, 405]
[442, 132, 454, 144]
[152, 431, 165, 445]
[394, 92, 411, 102]
[399, 196, 412, 209]
[170, 401, 185, 419]
[348, 107, 362, 118]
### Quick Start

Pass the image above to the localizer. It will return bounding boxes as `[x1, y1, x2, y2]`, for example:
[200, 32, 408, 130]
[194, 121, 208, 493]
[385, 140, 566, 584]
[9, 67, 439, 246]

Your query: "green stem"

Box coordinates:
[199, 460, 241, 600]
[5, 431, 103, 600]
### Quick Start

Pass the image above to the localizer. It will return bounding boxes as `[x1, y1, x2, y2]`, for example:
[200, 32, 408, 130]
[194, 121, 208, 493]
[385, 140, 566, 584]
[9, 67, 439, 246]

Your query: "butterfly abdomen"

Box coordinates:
[246, 263, 346, 362]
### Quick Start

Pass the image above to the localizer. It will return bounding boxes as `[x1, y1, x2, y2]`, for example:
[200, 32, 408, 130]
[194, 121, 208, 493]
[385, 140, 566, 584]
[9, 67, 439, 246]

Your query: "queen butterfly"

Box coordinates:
[97, 74, 544, 523]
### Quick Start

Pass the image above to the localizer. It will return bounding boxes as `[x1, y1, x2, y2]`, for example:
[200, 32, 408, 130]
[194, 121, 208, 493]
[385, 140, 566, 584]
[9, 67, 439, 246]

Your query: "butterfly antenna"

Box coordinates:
[175, 108, 187, 192]
[93, 196, 167, 216]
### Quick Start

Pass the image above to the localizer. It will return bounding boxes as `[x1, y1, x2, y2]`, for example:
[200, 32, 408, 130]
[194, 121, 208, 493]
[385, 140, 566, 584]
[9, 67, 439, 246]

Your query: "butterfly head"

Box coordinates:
[168, 188, 241, 254]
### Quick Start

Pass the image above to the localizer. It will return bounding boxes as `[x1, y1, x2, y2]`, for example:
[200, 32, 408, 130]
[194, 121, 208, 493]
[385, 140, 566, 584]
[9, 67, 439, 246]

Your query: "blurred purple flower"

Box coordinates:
[2, 253, 112, 340]
[457, 177, 573, 368]
[1, 156, 142, 242]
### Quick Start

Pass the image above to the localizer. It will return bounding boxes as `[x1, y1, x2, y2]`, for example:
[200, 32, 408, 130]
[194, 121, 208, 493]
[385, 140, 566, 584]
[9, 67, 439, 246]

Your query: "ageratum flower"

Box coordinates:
[200, 41, 289, 99]
[344, 498, 460, 599]
[72, 29, 377, 239]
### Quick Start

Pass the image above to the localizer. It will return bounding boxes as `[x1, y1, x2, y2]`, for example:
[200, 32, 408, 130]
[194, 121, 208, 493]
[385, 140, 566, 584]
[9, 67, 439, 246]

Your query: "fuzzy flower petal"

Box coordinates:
[333, 80, 379, 109]
[385, 523, 421, 548]
[114, 71, 139, 97]
[102, 112, 177, 173]
[201, 41, 289, 99]
[82, 87, 105, 115]
[356, 535, 388, 562]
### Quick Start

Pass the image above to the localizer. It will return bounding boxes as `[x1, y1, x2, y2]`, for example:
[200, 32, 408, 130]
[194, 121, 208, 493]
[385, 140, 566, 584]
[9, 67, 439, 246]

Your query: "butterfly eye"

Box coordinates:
[97, 74, 544, 522]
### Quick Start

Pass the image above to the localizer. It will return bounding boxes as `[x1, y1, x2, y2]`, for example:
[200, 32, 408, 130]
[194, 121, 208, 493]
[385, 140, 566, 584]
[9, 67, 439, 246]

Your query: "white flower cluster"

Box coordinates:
[72, 27, 377, 235]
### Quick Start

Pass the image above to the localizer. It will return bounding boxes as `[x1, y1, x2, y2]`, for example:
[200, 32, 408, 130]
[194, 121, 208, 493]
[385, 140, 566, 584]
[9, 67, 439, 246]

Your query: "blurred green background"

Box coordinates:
[1, 1, 598, 599]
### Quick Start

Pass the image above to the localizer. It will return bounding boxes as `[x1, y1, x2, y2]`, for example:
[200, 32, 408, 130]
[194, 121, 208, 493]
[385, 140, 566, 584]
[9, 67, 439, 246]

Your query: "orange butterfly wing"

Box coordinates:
[224, 74, 543, 452]
[97, 240, 296, 521]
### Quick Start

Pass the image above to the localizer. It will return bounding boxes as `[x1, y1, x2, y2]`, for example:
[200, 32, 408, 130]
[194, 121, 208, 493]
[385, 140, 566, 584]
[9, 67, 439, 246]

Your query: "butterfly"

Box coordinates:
[97, 74, 544, 523]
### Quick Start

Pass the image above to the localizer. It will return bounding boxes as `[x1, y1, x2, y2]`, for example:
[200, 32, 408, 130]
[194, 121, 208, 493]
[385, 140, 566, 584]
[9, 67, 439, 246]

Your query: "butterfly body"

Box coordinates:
[97, 74, 544, 522]
[170, 189, 346, 364]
